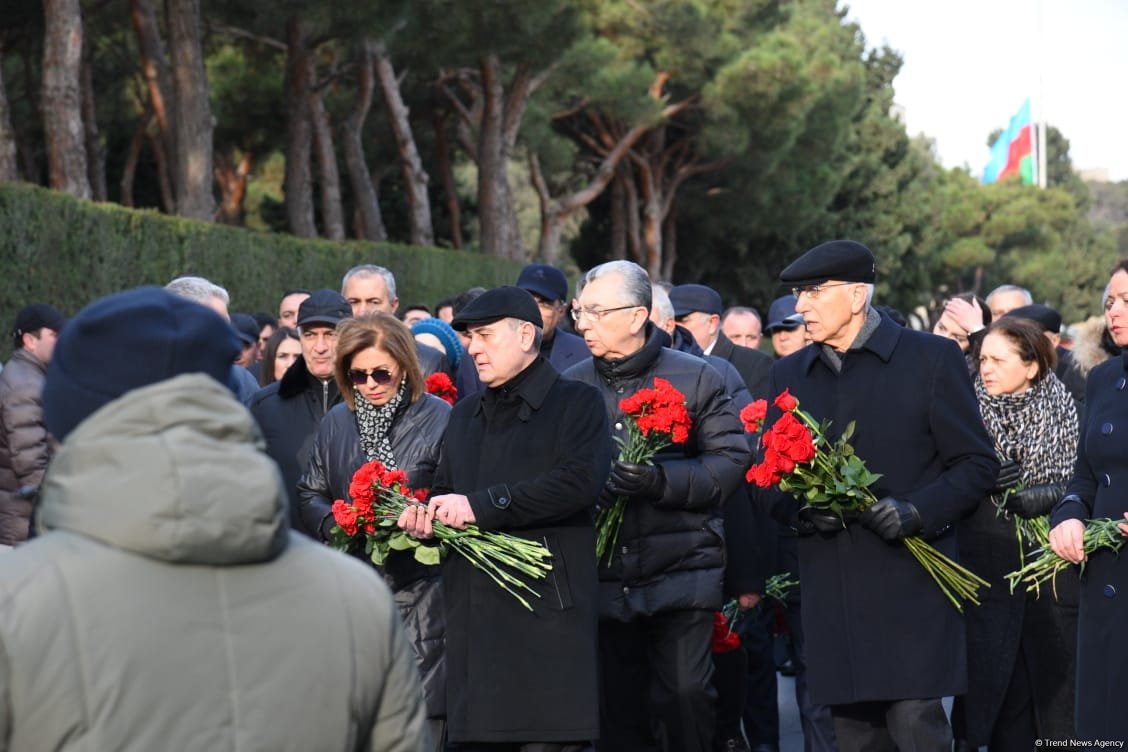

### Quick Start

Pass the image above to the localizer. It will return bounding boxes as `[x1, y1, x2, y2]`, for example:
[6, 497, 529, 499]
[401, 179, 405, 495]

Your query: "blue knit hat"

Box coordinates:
[44, 287, 241, 440]
[411, 318, 462, 369]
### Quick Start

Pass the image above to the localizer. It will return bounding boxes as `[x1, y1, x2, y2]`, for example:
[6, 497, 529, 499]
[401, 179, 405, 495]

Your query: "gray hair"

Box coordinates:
[864, 283, 875, 308]
[721, 305, 761, 324]
[505, 317, 543, 350]
[165, 276, 230, 306]
[650, 284, 675, 326]
[341, 265, 397, 300]
[578, 260, 652, 310]
[986, 284, 1033, 306]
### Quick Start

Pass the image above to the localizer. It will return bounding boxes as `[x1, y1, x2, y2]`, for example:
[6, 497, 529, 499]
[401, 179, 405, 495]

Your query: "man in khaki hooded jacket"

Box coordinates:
[0, 287, 428, 751]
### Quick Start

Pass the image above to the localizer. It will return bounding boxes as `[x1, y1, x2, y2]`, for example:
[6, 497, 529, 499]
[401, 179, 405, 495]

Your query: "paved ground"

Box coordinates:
[777, 673, 805, 752]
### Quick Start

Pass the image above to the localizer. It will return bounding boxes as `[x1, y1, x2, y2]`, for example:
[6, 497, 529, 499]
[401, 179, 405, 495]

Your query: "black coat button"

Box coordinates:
[1117, 377, 1127, 391]
[1102, 422, 1115, 435]
[1102, 474, 1112, 488]
[1105, 584, 1117, 598]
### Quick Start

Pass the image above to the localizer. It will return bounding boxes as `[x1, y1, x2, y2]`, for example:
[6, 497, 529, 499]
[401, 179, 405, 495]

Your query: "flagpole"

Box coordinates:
[1037, 0, 1047, 188]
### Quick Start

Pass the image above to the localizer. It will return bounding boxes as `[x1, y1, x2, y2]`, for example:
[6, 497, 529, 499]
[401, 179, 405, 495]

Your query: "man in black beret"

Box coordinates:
[399, 286, 612, 751]
[765, 240, 999, 750]
[248, 289, 352, 535]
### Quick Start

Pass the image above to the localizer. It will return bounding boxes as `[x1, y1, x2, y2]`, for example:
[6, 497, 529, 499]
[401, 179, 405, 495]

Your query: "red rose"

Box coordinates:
[774, 389, 799, 412]
[740, 400, 768, 433]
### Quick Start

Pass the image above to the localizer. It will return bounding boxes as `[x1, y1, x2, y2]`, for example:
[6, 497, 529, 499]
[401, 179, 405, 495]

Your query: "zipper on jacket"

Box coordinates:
[322, 379, 329, 414]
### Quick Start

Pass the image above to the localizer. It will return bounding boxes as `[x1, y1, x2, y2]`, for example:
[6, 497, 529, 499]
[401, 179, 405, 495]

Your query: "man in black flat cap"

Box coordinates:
[399, 286, 612, 752]
[761, 240, 999, 751]
[669, 283, 772, 400]
[248, 289, 352, 535]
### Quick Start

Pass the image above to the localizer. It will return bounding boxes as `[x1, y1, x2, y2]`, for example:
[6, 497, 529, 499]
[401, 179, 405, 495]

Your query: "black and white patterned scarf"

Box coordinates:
[354, 382, 407, 469]
[975, 373, 1078, 487]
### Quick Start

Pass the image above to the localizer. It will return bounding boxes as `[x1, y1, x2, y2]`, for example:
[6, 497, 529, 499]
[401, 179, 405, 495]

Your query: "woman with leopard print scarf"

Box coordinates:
[952, 317, 1079, 750]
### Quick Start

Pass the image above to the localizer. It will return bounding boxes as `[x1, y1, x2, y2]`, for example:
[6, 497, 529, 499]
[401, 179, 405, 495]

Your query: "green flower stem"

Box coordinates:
[595, 423, 675, 566]
[1006, 517, 1127, 596]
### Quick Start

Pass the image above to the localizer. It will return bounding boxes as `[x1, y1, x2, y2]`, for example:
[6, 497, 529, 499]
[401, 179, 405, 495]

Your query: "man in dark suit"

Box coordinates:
[765, 240, 998, 751]
[516, 263, 590, 372]
[670, 283, 772, 400]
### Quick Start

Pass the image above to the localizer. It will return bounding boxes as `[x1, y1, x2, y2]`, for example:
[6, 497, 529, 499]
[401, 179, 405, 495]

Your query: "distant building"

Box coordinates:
[1077, 167, 1111, 183]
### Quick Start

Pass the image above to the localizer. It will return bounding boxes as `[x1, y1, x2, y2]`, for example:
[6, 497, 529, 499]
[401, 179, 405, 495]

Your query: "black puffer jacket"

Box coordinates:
[0, 349, 53, 544]
[564, 324, 751, 620]
[247, 357, 342, 534]
[297, 393, 450, 719]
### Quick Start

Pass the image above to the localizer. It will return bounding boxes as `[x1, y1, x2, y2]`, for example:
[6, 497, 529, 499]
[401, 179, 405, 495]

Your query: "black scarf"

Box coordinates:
[975, 373, 1078, 488]
[354, 382, 407, 469]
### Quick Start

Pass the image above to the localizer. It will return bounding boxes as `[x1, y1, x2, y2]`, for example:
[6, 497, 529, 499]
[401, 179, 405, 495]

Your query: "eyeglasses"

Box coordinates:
[347, 367, 395, 386]
[791, 282, 854, 300]
[570, 305, 637, 323]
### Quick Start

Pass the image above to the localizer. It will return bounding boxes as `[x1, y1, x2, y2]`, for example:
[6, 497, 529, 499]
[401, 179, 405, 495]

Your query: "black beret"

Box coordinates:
[451, 286, 543, 331]
[669, 284, 723, 317]
[1004, 303, 1061, 334]
[779, 240, 876, 287]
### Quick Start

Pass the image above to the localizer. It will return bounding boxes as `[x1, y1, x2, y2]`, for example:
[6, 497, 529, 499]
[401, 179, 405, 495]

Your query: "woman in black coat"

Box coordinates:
[953, 317, 1079, 749]
[1050, 260, 1128, 742]
[297, 313, 450, 750]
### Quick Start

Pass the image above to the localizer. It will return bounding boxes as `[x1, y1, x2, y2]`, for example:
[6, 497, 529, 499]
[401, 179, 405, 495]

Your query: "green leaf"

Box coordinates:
[388, 532, 418, 551]
[413, 545, 442, 566]
[370, 545, 387, 566]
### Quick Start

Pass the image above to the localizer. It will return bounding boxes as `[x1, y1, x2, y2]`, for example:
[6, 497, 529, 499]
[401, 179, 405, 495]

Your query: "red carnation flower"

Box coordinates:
[331, 499, 359, 537]
[774, 389, 799, 412]
[740, 400, 768, 433]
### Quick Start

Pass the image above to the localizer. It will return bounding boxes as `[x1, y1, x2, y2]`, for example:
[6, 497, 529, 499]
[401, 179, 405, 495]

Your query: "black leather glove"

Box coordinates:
[606, 461, 665, 501]
[991, 460, 1023, 494]
[796, 506, 853, 535]
[597, 482, 619, 511]
[1004, 483, 1065, 519]
[860, 497, 923, 541]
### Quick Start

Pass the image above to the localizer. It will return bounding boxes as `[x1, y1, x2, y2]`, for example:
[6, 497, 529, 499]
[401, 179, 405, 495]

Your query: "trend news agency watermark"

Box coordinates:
[1035, 741, 1125, 749]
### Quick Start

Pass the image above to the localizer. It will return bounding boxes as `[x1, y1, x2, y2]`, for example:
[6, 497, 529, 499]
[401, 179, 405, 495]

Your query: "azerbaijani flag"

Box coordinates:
[982, 99, 1035, 185]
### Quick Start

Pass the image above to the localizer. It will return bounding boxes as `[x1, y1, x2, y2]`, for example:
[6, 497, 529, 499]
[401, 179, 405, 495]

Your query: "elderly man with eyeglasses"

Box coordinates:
[563, 260, 751, 752]
[761, 240, 999, 752]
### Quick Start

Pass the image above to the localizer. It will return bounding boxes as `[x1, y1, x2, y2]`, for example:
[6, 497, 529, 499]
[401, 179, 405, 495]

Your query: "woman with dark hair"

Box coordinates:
[932, 292, 992, 372]
[297, 313, 451, 750]
[1049, 260, 1128, 741]
[953, 316, 1079, 750]
[258, 326, 301, 387]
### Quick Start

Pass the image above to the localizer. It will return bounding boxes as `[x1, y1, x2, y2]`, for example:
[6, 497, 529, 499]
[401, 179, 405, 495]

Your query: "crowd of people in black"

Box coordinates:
[1, 242, 1126, 751]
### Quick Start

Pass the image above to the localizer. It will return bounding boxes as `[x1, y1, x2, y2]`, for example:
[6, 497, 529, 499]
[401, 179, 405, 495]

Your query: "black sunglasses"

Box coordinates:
[347, 367, 395, 386]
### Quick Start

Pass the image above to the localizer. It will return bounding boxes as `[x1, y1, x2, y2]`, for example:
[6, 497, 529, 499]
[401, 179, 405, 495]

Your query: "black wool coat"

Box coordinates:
[1051, 353, 1128, 741]
[247, 357, 342, 534]
[765, 313, 998, 706]
[711, 332, 773, 401]
[432, 356, 611, 744]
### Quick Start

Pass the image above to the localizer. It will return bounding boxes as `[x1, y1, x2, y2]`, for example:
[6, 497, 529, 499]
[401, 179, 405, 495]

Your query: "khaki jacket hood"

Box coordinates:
[37, 373, 288, 565]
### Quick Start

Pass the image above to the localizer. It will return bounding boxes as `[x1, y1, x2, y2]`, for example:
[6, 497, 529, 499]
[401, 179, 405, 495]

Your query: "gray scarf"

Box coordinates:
[821, 307, 882, 373]
[975, 373, 1078, 488]
[354, 382, 407, 469]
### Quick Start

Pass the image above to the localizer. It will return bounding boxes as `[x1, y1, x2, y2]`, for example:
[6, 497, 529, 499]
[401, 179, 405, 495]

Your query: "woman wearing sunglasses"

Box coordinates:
[298, 313, 451, 750]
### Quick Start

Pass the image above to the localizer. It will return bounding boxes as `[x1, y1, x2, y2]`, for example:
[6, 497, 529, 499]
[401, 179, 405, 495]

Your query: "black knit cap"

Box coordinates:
[43, 287, 240, 441]
[451, 286, 543, 331]
[779, 240, 877, 287]
[1004, 303, 1062, 334]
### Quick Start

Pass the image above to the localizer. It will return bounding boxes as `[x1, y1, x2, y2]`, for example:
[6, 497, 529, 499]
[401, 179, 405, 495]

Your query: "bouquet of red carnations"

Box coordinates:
[330, 460, 553, 610]
[743, 390, 990, 612]
[425, 372, 458, 405]
[1006, 517, 1127, 597]
[596, 377, 691, 565]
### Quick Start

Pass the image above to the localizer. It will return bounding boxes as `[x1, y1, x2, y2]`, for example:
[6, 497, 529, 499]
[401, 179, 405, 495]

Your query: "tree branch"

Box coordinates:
[205, 22, 286, 51]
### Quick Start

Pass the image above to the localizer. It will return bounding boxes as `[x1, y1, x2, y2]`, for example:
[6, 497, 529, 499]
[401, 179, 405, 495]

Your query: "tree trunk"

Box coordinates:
[309, 85, 345, 241]
[129, 0, 175, 200]
[341, 42, 386, 241]
[147, 126, 175, 211]
[120, 112, 151, 207]
[372, 41, 433, 246]
[0, 57, 19, 182]
[166, 0, 214, 219]
[283, 18, 317, 237]
[18, 49, 42, 184]
[660, 204, 677, 282]
[42, 0, 91, 198]
[610, 172, 627, 260]
[213, 150, 251, 224]
[624, 170, 642, 265]
[476, 55, 518, 258]
[80, 40, 106, 200]
[433, 110, 462, 249]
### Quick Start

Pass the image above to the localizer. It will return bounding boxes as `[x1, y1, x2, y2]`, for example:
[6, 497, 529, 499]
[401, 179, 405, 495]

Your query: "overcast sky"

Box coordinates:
[842, 0, 1128, 182]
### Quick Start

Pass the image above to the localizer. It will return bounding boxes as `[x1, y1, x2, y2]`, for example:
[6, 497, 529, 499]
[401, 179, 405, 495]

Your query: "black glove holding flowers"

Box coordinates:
[606, 460, 665, 501]
[991, 460, 1023, 494]
[1003, 483, 1065, 519]
[860, 497, 923, 541]
[796, 506, 854, 535]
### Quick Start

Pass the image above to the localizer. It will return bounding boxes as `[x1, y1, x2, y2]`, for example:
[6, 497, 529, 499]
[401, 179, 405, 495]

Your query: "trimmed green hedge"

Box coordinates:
[0, 182, 524, 358]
